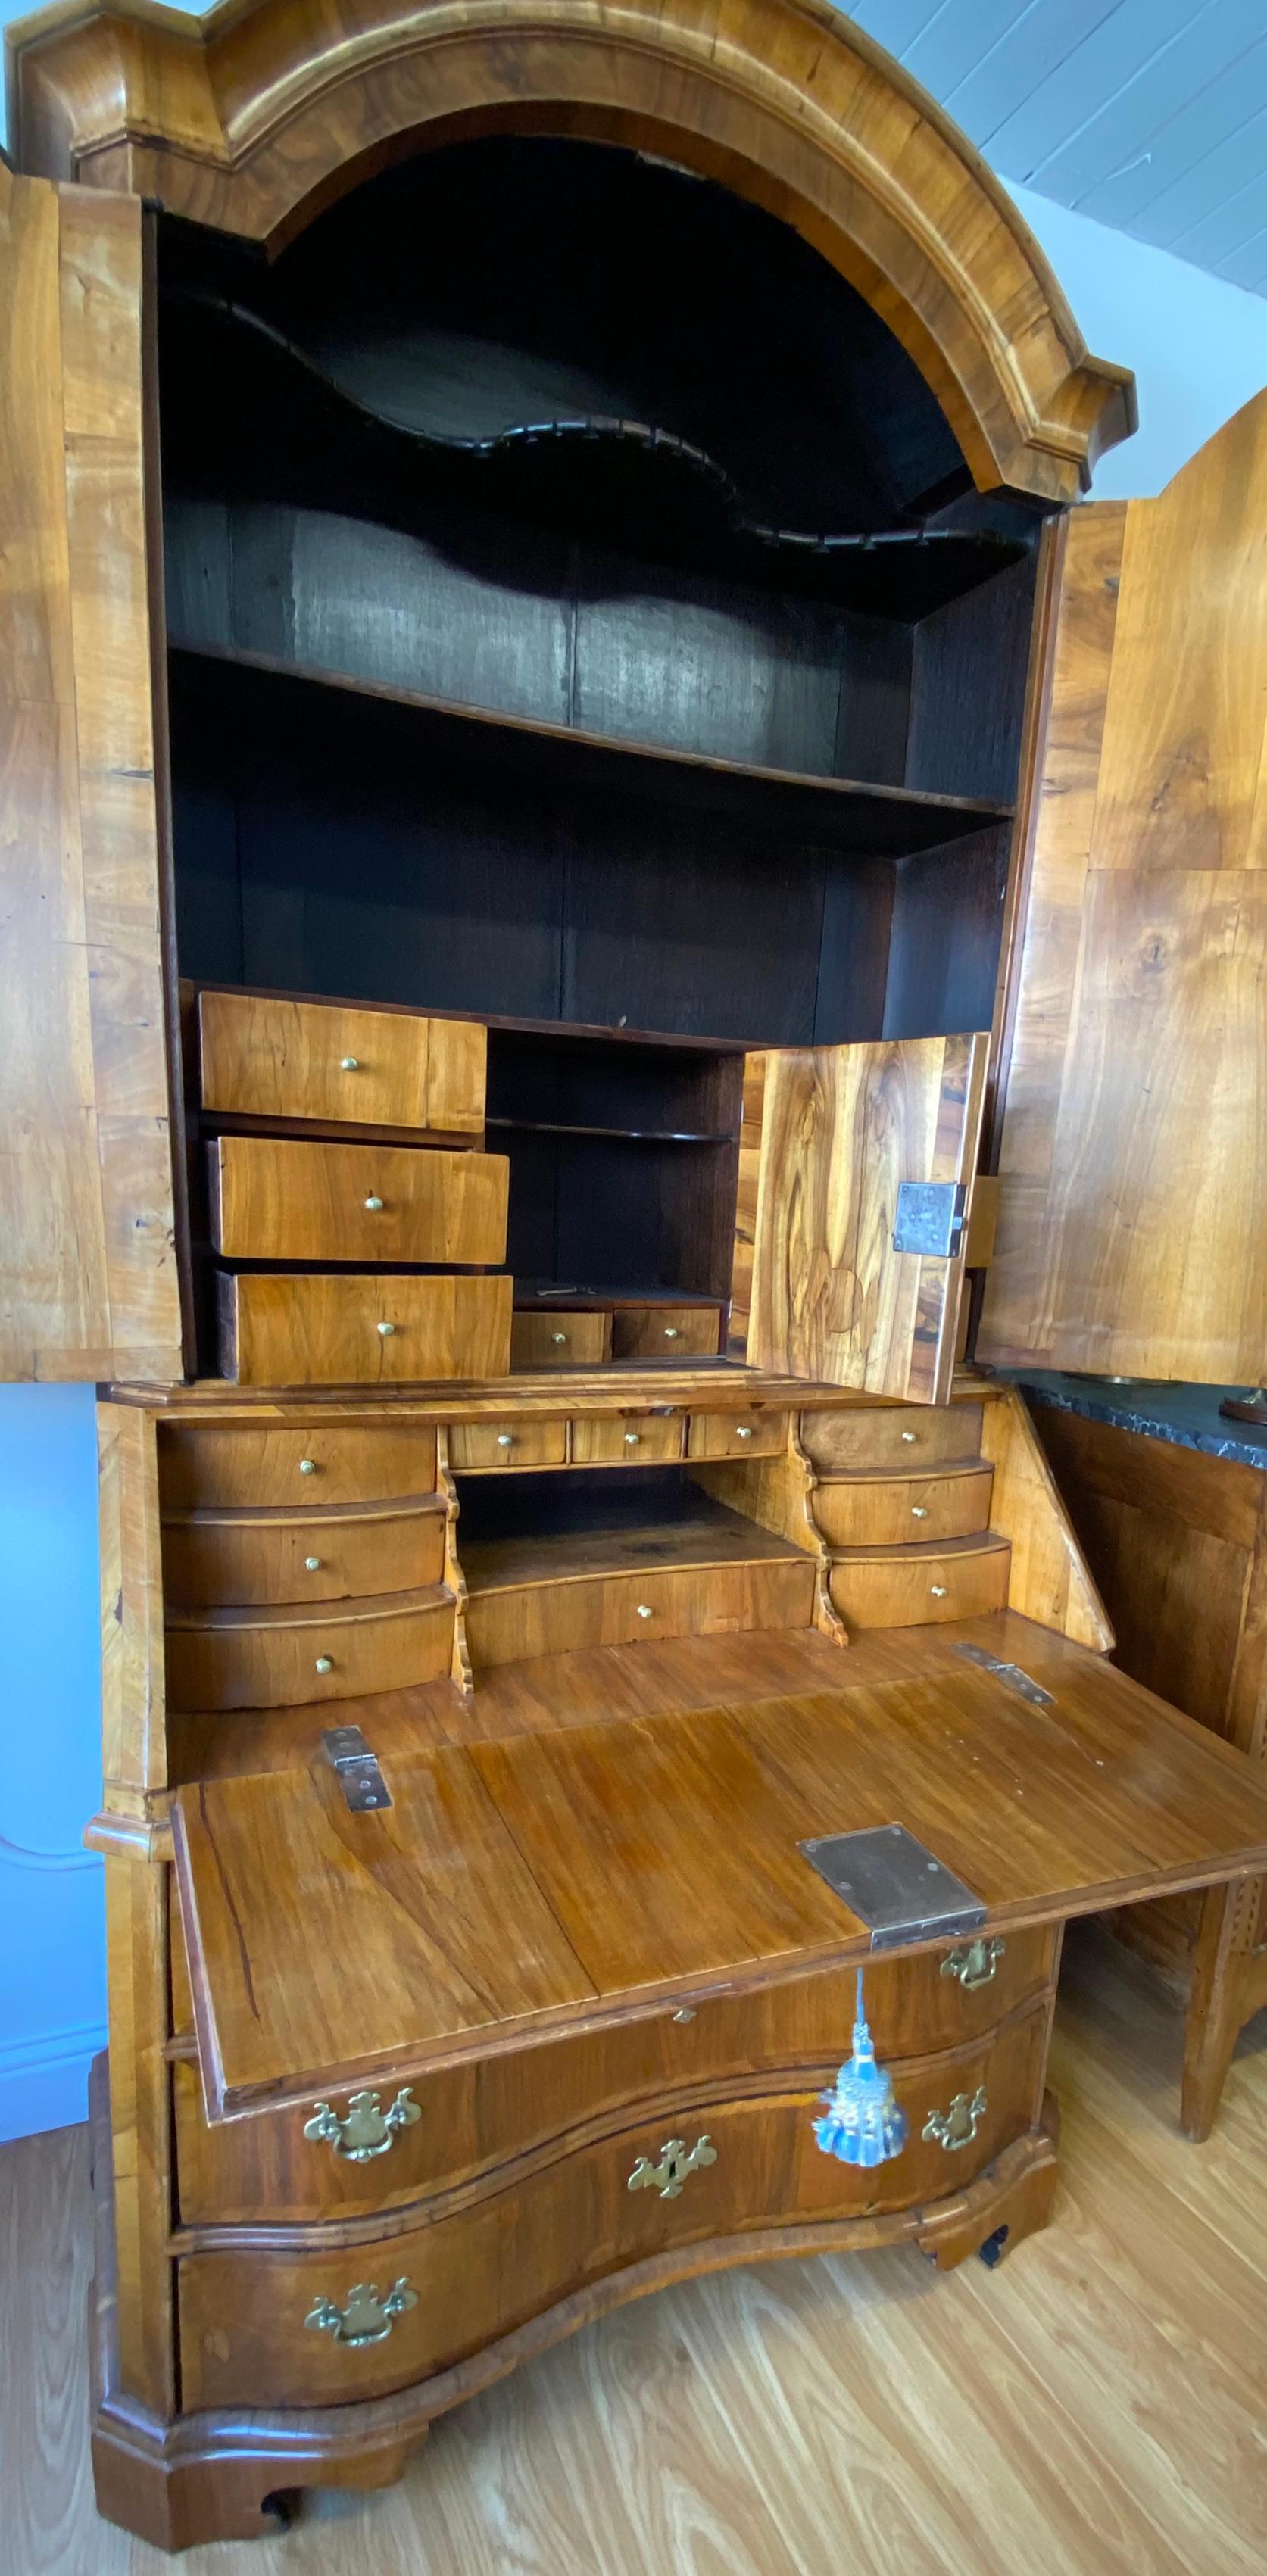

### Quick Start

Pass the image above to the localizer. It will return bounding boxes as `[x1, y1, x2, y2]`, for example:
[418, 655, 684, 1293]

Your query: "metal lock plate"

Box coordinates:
[892, 1180, 968, 1258]
[322, 1726, 392, 1813]
[798, 1823, 986, 1950]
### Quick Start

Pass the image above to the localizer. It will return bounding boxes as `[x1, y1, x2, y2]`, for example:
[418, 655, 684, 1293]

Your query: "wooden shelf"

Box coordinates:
[167, 642, 1012, 856]
[459, 1493, 805, 1596]
[488, 1118, 733, 1144]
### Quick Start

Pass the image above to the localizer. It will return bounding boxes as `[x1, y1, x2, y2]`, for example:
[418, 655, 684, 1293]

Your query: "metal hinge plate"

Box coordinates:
[953, 1642, 1054, 1707]
[798, 1823, 986, 1949]
[322, 1726, 392, 1813]
[893, 1180, 968, 1258]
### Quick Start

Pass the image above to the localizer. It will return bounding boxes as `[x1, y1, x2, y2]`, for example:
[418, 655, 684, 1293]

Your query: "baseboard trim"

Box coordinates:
[0, 2021, 106, 2142]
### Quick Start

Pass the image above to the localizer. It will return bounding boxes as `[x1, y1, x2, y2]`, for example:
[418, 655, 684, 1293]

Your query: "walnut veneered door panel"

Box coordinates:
[161, 1498, 448, 1607]
[207, 1137, 509, 1264]
[609, 1305, 722, 1358]
[217, 1271, 513, 1386]
[800, 1404, 985, 1474]
[164, 1586, 454, 1711]
[198, 992, 486, 1135]
[509, 1311, 612, 1368]
[173, 1932, 1057, 2225]
[813, 1464, 994, 1548]
[177, 2006, 1047, 2407]
[158, 1424, 438, 1509]
[829, 1533, 1011, 1628]
[748, 1036, 988, 1402]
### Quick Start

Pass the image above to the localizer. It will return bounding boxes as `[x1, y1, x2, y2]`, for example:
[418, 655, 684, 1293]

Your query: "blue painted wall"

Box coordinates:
[2, 0, 1266, 2138]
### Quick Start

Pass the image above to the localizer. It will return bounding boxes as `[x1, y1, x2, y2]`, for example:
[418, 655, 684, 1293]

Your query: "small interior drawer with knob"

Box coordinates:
[158, 1424, 439, 1511]
[447, 1418, 568, 1470]
[813, 1464, 994, 1549]
[207, 1136, 509, 1265]
[800, 1403, 985, 1474]
[161, 1496, 448, 1608]
[686, 1410, 791, 1461]
[217, 1272, 513, 1386]
[164, 1585, 455, 1711]
[510, 1311, 612, 1368]
[197, 991, 486, 1137]
[828, 1532, 1012, 1629]
[570, 1412, 685, 1464]
[609, 1304, 722, 1359]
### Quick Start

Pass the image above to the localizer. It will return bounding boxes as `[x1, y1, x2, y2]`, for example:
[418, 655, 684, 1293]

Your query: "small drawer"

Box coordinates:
[217, 1272, 513, 1387]
[173, 1932, 1056, 2227]
[208, 1136, 508, 1265]
[466, 1554, 815, 1667]
[687, 1410, 791, 1461]
[829, 1533, 1011, 1629]
[198, 991, 485, 1135]
[801, 1403, 985, 1474]
[813, 1464, 994, 1549]
[158, 1425, 438, 1512]
[570, 1412, 685, 1464]
[177, 2004, 1046, 2408]
[510, 1311, 612, 1369]
[161, 1499, 448, 1608]
[448, 1418, 568, 1470]
[164, 1586, 454, 1711]
[610, 1305, 722, 1360]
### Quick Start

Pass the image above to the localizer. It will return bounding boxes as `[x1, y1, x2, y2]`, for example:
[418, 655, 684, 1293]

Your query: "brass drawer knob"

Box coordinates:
[304, 2086, 422, 2162]
[911, 1505, 928, 1518]
[340, 1056, 360, 1071]
[672, 2007, 696, 2024]
[941, 1937, 1005, 1991]
[551, 1330, 568, 1345]
[305, 2278, 417, 2347]
[901, 1430, 916, 1443]
[376, 1321, 396, 1337]
[304, 1556, 323, 1573]
[736, 1425, 753, 1439]
[635, 1603, 654, 1620]
[314, 1655, 334, 1675]
[497, 1432, 514, 1448]
[625, 1430, 641, 1446]
[628, 2134, 716, 2199]
[930, 1584, 947, 1598]
[298, 1458, 317, 1477]
[922, 2088, 988, 2153]
[364, 1194, 384, 1212]
[663, 1326, 679, 1339]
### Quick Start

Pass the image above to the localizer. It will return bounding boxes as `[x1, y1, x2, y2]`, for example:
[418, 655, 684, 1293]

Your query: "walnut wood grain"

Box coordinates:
[161, 1495, 448, 1608]
[165, 1583, 456, 1712]
[198, 990, 485, 1134]
[0, 164, 181, 1380]
[217, 1271, 513, 1386]
[979, 1386, 1112, 1651]
[685, 1408, 791, 1461]
[799, 1401, 986, 1474]
[176, 2007, 1049, 2411]
[610, 1306, 723, 1360]
[207, 1136, 509, 1265]
[158, 1420, 438, 1509]
[568, 1412, 686, 1466]
[171, 1931, 1056, 2225]
[749, 1036, 988, 1402]
[828, 1532, 1011, 1629]
[8, 0, 1133, 503]
[812, 1464, 994, 1549]
[447, 1417, 568, 1470]
[466, 1555, 816, 1668]
[508, 1311, 610, 1370]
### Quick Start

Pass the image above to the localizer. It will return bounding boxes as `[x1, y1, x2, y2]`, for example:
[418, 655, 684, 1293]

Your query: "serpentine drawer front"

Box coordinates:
[158, 1424, 440, 1510]
[171, 1932, 1057, 2226]
[161, 1497, 448, 1608]
[829, 1533, 1012, 1627]
[813, 1464, 994, 1549]
[164, 1586, 455, 1711]
[198, 991, 487, 1136]
[800, 1405, 985, 1474]
[177, 2005, 1047, 2410]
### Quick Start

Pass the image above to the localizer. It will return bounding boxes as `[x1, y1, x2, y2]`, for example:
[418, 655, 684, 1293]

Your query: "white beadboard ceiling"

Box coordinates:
[848, 2, 1267, 297]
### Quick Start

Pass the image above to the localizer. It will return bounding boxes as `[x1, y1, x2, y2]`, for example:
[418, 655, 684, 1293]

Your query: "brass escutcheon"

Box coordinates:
[940, 1936, 1005, 1991]
[303, 2087, 421, 2162]
[627, 2134, 717, 2198]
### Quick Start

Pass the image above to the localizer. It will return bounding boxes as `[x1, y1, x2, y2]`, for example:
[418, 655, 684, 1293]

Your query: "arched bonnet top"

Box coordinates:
[5, 0, 1136, 503]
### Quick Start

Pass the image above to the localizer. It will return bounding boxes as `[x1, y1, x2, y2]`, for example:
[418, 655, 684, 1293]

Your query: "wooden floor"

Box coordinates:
[4, 1924, 1266, 2576]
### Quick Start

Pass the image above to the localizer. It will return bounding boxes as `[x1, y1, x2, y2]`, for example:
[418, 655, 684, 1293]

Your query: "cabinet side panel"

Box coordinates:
[0, 170, 181, 1383]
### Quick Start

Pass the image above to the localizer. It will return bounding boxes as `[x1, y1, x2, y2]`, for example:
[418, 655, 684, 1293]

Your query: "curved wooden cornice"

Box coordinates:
[5, 0, 1135, 501]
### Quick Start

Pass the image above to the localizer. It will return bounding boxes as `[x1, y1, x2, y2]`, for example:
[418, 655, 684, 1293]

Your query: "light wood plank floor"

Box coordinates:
[4, 1924, 1266, 2576]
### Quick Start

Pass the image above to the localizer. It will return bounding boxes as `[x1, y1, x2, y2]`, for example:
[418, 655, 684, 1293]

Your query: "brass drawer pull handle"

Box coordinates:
[911, 1505, 928, 1518]
[923, 2088, 988, 2153]
[340, 1056, 360, 1071]
[314, 1654, 334, 1675]
[929, 1584, 947, 1598]
[736, 1425, 753, 1439]
[364, 1193, 384, 1212]
[941, 1937, 1005, 1991]
[376, 1321, 396, 1337]
[628, 2135, 716, 2199]
[624, 1430, 641, 1446]
[305, 2278, 417, 2347]
[298, 1457, 317, 1477]
[304, 2086, 422, 2162]
[304, 1555, 323, 1573]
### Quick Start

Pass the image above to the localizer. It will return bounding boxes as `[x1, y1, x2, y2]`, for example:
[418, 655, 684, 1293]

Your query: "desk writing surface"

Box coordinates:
[173, 1623, 1267, 2121]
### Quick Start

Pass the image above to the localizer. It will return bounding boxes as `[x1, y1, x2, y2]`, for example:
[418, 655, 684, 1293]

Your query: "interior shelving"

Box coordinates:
[455, 1470, 805, 1590]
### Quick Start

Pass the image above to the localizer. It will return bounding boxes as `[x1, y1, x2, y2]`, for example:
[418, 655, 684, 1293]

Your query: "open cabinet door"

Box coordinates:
[746, 1032, 988, 1402]
[0, 168, 182, 1382]
[980, 426, 1267, 1384]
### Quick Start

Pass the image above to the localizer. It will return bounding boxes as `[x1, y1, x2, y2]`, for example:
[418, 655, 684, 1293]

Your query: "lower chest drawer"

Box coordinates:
[172, 1930, 1056, 2226]
[218, 1272, 513, 1386]
[165, 1586, 454, 1711]
[464, 1552, 815, 1665]
[829, 1533, 1011, 1628]
[177, 2002, 1048, 2409]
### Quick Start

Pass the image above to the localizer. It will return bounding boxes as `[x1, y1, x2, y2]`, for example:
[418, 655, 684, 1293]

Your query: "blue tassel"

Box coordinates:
[813, 1969, 908, 2168]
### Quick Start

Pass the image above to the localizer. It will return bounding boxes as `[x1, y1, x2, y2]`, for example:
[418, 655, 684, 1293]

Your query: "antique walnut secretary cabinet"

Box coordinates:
[5, 0, 1267, 2552]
